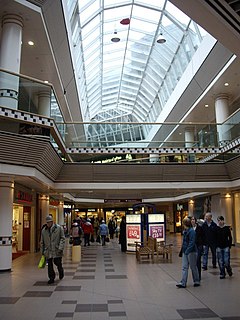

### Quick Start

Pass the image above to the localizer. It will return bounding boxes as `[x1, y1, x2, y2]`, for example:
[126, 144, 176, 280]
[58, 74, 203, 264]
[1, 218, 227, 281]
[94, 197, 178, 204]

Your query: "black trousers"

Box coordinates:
[48, 257, 64, 280]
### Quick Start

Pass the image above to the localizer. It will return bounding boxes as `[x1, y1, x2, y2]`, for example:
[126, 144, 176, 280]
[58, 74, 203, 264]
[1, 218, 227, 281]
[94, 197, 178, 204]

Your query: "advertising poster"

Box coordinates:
[127, 224, 141, 251]
[149, 224, 165, 242]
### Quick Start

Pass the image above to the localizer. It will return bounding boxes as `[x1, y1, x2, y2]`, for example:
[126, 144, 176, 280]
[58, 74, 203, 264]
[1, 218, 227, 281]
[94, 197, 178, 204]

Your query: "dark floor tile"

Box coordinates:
[0, 297, 20, 304]
[56, 312, 74, 318]
[23, 291, 53, 297]
[105, 275, 127, 279]
[75, 304, 108, 312]
[109, 311, 126, 317]
[55, 286, 81, 291]
[107, 300, 123, 304]
[73, 275, 95, 279]
[75, 304, 92, 312]
[92, 304, 108, 312]
[177, 308, 218, 319]
[64, 272, 75, 276]
[62, 300, 77, 304]
[34, 281, 49, 286]
[222, 317, 240, 320]
[105, 269, 115, 272]
[81, 259, 97, 262]
[79, 263, 96, 267]
[76, 269, 95, 272]
[104, 260, 112, 262]
[105, 264, 114, 267]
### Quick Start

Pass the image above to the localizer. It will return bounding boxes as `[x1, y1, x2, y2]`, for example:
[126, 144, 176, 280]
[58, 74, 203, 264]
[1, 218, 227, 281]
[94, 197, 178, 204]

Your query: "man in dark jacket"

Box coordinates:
[216, 216, 233, 279]
[202, 212, 217, 270]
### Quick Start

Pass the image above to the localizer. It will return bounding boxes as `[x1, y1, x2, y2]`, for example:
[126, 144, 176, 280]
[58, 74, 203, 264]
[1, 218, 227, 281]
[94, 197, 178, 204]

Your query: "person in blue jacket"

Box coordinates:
[176, 217, 200, 288]
[99, 220, 109, 246]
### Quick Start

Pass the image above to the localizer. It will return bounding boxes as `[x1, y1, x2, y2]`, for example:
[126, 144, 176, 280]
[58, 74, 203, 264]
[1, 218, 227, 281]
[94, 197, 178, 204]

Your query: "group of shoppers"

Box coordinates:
[177, 212, 233, 288]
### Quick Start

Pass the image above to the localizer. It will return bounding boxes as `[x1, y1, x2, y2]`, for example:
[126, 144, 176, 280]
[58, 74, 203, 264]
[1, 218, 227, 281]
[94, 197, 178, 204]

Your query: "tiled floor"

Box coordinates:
[0, 234, 239, 320]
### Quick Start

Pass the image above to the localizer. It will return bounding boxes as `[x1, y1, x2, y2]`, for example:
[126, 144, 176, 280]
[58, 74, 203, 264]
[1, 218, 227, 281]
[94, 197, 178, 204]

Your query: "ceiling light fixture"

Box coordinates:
[224, 82, 229, 86]
[157, 32, 166, 44]
[28, 40, 34, 46]
[111, 31, 120, 43]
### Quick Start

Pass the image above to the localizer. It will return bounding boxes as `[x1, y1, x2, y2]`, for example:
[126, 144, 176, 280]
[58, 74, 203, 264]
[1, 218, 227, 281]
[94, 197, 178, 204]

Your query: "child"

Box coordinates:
[216, 216, 233, 279]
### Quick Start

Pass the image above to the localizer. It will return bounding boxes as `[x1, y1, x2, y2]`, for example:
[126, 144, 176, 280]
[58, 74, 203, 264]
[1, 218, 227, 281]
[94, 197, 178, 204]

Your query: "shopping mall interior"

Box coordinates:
[0, 0, 240, 319]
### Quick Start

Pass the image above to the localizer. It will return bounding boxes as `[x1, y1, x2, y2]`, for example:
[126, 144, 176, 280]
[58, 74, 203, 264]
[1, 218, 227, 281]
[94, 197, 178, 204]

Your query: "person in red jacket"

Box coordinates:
[82, 218, 94, 246]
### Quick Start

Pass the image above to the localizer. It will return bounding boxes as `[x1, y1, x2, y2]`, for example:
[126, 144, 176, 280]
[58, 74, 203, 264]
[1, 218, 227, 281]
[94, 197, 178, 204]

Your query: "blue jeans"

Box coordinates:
[180, 252, 199, 287]
[216, 247, 232, 277]
[202, 244, 216, 268]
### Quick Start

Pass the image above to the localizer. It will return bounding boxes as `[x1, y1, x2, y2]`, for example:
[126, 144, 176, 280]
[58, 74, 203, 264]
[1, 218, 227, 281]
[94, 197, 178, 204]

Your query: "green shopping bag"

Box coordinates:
[38, 255, 46, 269]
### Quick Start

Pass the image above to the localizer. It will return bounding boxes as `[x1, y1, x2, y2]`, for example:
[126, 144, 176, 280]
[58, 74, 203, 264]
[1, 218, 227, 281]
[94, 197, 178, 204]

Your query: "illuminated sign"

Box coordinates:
[16, 191, 32, 203]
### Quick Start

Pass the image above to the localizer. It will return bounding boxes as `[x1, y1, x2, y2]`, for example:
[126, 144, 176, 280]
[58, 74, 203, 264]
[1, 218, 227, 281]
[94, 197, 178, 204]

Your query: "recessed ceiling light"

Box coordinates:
[28, 40, 34, 46]
[44, 80, 49, 83]
[224, 82, 229, 86]
[205, 104, 209, 107]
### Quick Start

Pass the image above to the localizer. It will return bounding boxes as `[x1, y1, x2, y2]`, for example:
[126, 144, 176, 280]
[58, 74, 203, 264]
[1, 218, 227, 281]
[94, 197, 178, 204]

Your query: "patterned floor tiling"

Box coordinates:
[55, 286, 81, 291]
[177, 308, 218, 319]
[23, 291, 53, 297]
[0, 297, 20, 304]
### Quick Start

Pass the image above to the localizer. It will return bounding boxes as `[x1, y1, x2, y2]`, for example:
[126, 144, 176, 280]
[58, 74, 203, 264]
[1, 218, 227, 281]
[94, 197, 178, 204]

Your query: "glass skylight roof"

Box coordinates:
[65, 0, 207, 146]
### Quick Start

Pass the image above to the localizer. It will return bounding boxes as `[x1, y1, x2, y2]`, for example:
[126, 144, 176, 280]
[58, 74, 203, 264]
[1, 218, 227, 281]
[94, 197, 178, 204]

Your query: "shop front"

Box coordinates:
[13, 187, 35, 253]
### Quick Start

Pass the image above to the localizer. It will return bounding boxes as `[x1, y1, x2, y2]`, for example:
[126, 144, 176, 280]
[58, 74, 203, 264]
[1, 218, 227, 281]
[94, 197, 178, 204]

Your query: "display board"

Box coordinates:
[148, 213, 165, 242]
[126, 214, 141, 251]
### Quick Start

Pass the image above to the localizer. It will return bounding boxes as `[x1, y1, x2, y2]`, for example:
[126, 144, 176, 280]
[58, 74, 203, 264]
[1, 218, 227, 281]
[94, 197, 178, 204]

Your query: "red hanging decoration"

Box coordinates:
[120, 18, 130, 25]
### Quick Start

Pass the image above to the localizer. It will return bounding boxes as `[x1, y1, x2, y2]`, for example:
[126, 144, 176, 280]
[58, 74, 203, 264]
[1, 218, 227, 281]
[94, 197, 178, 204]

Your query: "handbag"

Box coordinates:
[38, 255, 46, 269]
[105, 236, 110, 242]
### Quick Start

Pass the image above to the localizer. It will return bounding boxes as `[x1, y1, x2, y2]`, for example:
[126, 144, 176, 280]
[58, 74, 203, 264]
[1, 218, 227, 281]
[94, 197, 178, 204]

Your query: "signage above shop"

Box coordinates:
[16, 191, 33, 203]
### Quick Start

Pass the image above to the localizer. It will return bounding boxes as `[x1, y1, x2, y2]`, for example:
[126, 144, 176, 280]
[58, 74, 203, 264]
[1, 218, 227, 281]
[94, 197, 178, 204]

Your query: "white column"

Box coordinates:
[0, 177, 14, 271]
[39, 195, 49, 227]
[149, 154, 159, 163]
[58, 201, 64, 226]
[38, 91, 51, 117]
[0, 14, 23, 109]
[185, 127, 195, 162]
[215, 94, 230, 146]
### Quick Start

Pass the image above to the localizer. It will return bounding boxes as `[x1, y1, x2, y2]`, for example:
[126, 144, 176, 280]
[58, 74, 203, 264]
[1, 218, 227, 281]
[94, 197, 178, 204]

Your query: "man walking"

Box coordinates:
[202, 212, 217, 270]
[41, 215, 65, 284]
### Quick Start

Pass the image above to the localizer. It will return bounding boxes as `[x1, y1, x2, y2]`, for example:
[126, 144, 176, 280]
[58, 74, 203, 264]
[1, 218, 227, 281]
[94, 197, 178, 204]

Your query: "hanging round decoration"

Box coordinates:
[120, 18, 130, 25]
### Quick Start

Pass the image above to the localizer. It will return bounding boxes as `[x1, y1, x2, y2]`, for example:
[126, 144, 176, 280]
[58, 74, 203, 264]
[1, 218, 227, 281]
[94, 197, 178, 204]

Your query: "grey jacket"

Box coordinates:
[41, 223, 65, 259]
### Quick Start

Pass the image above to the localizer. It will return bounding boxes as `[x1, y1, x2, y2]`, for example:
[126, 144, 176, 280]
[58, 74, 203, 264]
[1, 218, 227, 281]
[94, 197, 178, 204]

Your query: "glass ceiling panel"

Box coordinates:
[65, 0, 208, 144]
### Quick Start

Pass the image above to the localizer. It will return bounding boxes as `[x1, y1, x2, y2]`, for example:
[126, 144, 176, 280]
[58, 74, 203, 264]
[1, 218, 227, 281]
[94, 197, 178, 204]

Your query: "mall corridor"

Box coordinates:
[0, 235, 239, 320]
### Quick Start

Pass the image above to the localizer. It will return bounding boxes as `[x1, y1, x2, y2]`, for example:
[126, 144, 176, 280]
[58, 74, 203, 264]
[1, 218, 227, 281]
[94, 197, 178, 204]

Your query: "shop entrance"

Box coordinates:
[23, 207, 31, 251]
